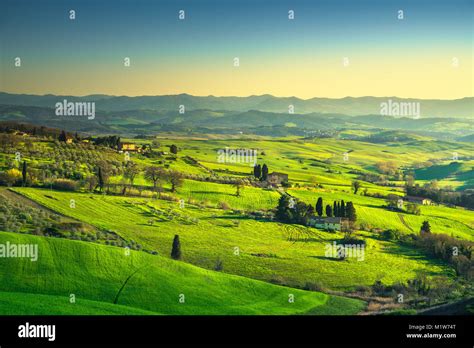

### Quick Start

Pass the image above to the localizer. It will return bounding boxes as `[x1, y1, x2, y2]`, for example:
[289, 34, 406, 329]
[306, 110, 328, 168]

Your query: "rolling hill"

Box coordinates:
[11, 188, 457, 291]
[0, 231, 365, 315]
[1, 105, 472, 141]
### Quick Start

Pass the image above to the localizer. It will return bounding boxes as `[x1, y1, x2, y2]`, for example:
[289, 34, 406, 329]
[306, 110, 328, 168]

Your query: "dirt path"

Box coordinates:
[398, 213, 414, 232]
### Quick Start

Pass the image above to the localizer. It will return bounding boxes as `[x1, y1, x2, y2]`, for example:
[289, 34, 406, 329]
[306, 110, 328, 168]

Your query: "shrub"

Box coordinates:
[412, 232, 473, 279]
[452, 255, 473, 279]
[359, 221, 373, 231]
[218, 201, 230, 210]
[355, 285, 371, 295]
[281, 180, 291, 188]
[159, 193, 179, 202]
[340, 236, 366, 245]
[372, 280, 387, 296]
[303, 282, 325, 292]
[52, 178, 77, 191]
[214, 258, 224, 271]
[381, 229, 401, 241]
[0, 168, 22, 186]
[406, 203, 421, 215]
[269, 275, 287, 286]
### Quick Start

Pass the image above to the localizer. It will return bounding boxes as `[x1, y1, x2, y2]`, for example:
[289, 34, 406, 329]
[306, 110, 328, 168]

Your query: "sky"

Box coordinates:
[0, 0, 472, 99]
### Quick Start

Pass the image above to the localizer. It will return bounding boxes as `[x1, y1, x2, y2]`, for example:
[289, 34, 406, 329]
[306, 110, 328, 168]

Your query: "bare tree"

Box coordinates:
[233, 179, 244, 197]
[145, 166, 165, 196]
[352, 180, 361, 195]
[167, 170, 184, 193]
[123, 161, 140, 191]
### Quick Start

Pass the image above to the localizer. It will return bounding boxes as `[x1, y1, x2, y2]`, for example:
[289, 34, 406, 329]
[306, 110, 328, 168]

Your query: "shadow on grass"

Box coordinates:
[190, 190, 234, 196]
[308, 255, 346, 261]
[289, 237, 327, 243]
[365, 234, 454, 275]
[200, 214, 273, 222]
[364, 204, 398, 211]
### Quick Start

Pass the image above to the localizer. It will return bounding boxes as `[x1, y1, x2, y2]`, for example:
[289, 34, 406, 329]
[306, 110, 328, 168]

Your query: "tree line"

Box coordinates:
[315, 197, 356, 219]
[276, 195, 356, 225]
[407, 184, 474, 210]
[95, 163, 184, 195]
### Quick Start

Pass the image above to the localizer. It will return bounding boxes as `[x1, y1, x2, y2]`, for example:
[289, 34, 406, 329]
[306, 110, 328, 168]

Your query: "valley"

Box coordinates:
[0, 116, 472, 315]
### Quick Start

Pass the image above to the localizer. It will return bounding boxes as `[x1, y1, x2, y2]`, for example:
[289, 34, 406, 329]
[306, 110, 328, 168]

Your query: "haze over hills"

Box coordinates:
[0, 92, 472, 118]
[0, 92, 472, 141]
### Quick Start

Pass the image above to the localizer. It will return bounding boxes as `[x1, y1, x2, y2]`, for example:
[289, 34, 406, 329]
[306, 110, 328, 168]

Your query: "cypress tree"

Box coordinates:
[316, 197, 323, 217]
[171, 235, 182, 260]
[97, 167, 104, 192]
[58, 130, 67, 142]
[22, 161, 27, 186]
[346, 202, 357, 222]
[253, 164, 261, 179]
[325, 204, 333, 217]
[261, 164, 269, 181]
[340, 200, 346, 218]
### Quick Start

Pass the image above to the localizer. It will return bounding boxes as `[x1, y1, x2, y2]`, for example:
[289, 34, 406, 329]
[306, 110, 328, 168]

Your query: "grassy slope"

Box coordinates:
[176, 179, 281, 211]
[5, 136, 472, 191]
[0, 291, 159, 315]
[13, 188, 455, 290]
[107, 137, 472, 201]
[106, 176, 472, 241]
[150, 138, 474, 186]
[288, 188, 474, 241]
[0, 231, 364, 315]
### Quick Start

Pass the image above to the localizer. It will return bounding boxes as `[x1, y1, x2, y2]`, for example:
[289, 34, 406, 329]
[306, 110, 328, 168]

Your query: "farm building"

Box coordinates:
[266, 172, 288, 186]
[308, 217, 342, 231]
[119, 142, 141, 153]
[405, 196, 432, 205]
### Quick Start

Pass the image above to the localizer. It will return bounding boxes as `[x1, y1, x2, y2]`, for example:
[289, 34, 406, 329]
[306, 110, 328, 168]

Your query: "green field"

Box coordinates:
[1, 7, 473, 323]
[0, 291, 158, 315]
[174, 179, 281, 211]
[1, 130, 473, 315]
[146, 137, 474, 187]
[288, 187, 474, 241]
[12, 188, 456, 291]
[0, 231, 364, 315]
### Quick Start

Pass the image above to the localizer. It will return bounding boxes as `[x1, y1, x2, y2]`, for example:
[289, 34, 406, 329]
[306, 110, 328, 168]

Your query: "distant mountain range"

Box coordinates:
[0, 92, 472, 140]
[0, 92, 472, 118]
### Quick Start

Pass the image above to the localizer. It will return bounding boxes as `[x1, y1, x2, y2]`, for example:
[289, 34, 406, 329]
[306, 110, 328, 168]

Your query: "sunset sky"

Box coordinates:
[0, 0, 472, 99]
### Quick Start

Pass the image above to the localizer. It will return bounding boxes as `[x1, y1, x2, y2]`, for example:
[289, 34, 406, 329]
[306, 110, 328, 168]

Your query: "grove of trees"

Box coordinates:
[276, 195, 357, 226]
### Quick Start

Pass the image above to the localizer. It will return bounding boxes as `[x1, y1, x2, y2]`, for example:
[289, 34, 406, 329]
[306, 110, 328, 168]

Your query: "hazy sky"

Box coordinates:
[0, 0, 472, 98]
